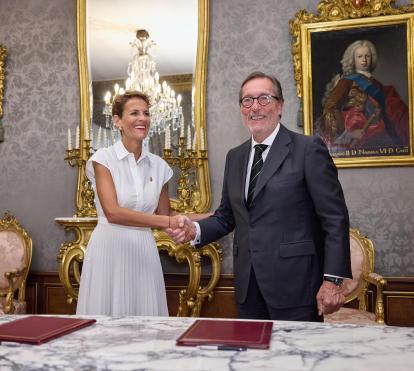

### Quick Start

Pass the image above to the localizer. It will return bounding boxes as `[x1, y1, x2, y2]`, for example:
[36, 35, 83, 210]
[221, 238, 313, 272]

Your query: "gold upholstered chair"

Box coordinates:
[325, 228, 386, 325]
[0, 211, 32, 314]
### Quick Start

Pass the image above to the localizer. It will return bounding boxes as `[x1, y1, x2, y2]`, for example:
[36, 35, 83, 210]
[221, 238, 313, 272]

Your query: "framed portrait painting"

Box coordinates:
[290, 1, 414, 167]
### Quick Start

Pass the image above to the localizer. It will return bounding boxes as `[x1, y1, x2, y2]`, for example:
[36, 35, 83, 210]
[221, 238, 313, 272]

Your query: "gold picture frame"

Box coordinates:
[0, 45, 7, 142]
[290, 1, 414, 167]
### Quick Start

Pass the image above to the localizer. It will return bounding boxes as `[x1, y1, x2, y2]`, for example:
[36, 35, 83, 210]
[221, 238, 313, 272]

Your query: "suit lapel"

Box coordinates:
[252, 125, 291, 201]
[237, 140, 252, 206]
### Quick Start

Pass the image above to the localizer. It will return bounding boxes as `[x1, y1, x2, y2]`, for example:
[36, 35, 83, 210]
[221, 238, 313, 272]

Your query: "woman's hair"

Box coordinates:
[341, 40, 377, 75]
[112, 90, 151, 117]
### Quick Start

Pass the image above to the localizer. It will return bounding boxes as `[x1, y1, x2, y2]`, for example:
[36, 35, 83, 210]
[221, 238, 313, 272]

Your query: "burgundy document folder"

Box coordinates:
[176, 319, 273, 349]
[0, 316, 96, 345]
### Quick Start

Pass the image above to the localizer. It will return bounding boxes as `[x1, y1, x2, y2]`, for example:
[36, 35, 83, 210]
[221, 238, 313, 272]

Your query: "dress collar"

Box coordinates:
[113, 140, 150, 163]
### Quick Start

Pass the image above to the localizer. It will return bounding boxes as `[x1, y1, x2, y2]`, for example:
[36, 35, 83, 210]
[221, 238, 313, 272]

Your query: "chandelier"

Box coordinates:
[103, 29, 184, 139]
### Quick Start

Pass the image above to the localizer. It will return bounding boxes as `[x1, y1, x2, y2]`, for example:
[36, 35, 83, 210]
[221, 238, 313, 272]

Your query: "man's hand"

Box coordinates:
[165, 215, 196, 244]
[169, 215, 185, 229]
[316, 280, 345, 316]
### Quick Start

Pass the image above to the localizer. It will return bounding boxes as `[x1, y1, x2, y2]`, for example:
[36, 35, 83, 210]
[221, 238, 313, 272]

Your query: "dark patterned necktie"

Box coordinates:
[247, 144, 268, 207]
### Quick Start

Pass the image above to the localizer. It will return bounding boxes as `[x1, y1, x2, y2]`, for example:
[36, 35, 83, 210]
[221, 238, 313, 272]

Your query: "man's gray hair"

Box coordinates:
[341, 40, 377, 75]
[239, 71, 284, 102]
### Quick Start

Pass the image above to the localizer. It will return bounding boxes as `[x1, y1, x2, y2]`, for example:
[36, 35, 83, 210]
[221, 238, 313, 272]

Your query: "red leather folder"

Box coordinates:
[176, 319, 273, 349]
[0, 316, 96, 345]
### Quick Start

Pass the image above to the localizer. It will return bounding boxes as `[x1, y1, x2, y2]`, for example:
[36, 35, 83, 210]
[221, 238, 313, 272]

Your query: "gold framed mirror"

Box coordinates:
[76, 0, 211, 213]
[57, 1, 220, 314]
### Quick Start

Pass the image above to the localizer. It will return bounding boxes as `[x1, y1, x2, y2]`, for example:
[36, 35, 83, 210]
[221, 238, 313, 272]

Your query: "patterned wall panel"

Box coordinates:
[0, 0, 78, 270]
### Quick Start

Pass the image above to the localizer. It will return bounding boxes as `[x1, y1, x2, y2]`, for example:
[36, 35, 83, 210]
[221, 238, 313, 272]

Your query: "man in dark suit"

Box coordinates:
[169, 71, 352, 321]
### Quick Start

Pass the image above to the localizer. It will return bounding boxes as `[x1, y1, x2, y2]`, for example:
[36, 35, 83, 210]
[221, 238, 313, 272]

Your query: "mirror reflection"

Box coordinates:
[87, 0, 198, 195]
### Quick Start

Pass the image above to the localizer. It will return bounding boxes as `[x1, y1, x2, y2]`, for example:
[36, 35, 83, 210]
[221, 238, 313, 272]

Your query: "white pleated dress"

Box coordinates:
[76, 141, 172, 316]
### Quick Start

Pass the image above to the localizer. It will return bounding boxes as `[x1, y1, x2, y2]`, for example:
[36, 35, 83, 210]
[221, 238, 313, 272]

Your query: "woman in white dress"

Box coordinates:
[76, 91, 186, 316]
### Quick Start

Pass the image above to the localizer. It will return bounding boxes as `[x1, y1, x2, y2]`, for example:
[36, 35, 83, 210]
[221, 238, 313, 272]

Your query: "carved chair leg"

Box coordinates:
[190, 243, 222, 317]
[4, 270, 20, 314]
[374, 279, 386, 324]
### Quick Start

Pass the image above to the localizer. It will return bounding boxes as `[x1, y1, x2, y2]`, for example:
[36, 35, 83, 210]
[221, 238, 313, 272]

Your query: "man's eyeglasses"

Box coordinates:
[240, 94, 279, 108]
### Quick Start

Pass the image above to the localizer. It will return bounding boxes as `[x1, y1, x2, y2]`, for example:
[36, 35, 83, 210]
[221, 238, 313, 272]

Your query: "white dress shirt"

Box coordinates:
[244, 124, 280, 199]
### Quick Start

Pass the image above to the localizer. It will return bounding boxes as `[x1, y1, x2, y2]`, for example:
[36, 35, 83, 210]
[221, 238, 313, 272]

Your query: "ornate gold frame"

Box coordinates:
[55, 0, 220, 317]
[0, 45, 5, 118]
[290, 1, 414, 167]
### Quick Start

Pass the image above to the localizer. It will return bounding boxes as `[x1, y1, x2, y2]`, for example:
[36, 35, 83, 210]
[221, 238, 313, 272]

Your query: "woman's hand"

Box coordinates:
[165, 215, 196, 244]
[169, 215, 186, 230]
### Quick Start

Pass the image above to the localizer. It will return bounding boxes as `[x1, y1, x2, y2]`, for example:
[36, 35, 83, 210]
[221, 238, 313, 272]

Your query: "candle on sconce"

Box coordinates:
[180, 114, 185, 137]
[84, 122, 89, 140]
[192, 130, 197, 151]
[67, 128, 72, 150]
[165, 127, 171, 150]
[187, 125, 192, 150]
[200, 128, 205, 151]
[75, 126, 80, 149]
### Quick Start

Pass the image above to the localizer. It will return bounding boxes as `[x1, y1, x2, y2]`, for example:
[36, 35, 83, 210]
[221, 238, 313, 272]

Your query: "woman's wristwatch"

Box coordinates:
[323, 276, 344, 287]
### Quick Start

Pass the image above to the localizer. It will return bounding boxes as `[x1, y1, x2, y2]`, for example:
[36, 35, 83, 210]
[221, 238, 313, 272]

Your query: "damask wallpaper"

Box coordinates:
[0, 0, 413, 277]
[0, 0, 78, 270]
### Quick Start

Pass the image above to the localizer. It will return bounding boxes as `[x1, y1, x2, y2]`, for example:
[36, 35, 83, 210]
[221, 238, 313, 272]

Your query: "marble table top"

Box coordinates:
[0, 315, 413, 371]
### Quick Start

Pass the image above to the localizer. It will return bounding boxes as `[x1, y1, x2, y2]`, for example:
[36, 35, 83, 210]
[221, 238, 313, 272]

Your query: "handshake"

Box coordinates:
[165, 215, 197, 244]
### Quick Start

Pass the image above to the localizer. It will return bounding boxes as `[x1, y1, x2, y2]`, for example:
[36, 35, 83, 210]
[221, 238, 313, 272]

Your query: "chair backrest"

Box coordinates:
[0, 211, 32, 301]
[341, 228, 374, 310]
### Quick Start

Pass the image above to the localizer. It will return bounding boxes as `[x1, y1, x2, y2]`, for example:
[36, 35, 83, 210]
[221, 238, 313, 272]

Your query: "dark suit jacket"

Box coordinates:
[198, 124, 351, 309]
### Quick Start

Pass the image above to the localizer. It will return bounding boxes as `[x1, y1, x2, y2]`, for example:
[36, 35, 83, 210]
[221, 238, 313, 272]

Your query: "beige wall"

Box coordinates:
[0, 0, 413, 276]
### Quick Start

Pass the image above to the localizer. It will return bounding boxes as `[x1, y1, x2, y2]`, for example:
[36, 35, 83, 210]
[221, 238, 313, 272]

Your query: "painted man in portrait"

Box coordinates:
[315, 40, 409, 152]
